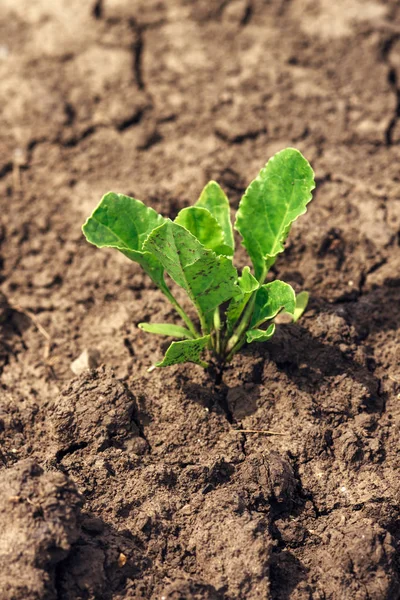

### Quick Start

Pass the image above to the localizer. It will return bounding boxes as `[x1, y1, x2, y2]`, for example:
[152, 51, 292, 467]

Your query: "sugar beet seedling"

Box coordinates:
[83, 148, 315, 368]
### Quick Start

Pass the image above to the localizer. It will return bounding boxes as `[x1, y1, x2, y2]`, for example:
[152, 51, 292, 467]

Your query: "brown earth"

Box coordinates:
[0, 0, 400, 598]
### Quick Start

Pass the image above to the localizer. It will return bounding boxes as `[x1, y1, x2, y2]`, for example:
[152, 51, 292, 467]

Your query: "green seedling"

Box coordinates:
[82, 148, 315, 368]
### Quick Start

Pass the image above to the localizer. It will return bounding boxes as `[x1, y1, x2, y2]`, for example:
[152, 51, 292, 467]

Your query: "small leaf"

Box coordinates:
[293, 291, 309, 323]
[226, 266, 259, 334]
[196, 181, 234, 251]
[138, 323, 193, 339]
[175, 207, 228, 255]
[246, 323, 276, 344]
[82, 192, 166, 286]
[144, 220, 239, 329]
[250, 281, 295, 329]
[156, 335, 210, 367]
[235, 148, 315, 278]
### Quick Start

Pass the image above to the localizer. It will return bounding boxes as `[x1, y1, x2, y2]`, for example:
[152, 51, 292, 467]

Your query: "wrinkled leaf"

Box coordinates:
[175, 207, 229, 255]
[293, 291, 309, 323]
[138, 322, 193, 339]
[82, 192, 166, 286]
[250, 281, 295, 329]
[196, 181, 234, 251]
[235, 148, 315, 278]
[226, 266, 259, 334]
[144, 220, 238, 328]
[156, 335, 210, 367]
[246, 323, 276, 344]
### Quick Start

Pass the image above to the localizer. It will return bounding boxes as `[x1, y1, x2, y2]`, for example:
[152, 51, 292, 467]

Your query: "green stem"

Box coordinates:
[198, 312, 209, 337]
[225, 265, 268, 356]
[161, 283, 200, 338]
[226, 337, 247, 362]
[225, 294, 256, 354]
[213, 307, 221, 355]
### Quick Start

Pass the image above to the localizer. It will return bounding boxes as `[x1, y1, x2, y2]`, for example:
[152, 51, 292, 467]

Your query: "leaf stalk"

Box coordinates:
[224, 265, 268, 356]
[161, 283, 200, 339]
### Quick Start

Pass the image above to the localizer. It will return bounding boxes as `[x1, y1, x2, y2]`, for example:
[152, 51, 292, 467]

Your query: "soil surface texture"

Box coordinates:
[0, 1, 400, 599]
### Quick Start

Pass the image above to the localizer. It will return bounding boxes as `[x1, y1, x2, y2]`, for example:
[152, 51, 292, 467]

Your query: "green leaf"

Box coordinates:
[156, 335, 210, 367]
[293, 291, 309, 323]
[250, 281, 295, 329]
[278, 290, 309, 323]
[214, 243, 235, 256]
[138, 323, 193, 339]
[235, 148, 315, 278]
[82, 192, 166, 286]
[246, 323, 276, 344]
[196, 181, 234, 251]
[144, 220, 239, 330]
[226, 266, 259, 334]
[175, 207, 229, 255]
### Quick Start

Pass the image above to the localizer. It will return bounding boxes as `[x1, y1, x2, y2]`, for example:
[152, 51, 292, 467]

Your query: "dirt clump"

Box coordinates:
[0, 460, 82, 600]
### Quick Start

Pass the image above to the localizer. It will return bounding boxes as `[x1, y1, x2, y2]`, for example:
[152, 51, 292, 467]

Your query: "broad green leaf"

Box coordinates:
[196, 181, 234, 251]
[156, 335, 210, 367]
[82, 192, 166, 286]
[138, 322, 193, 339]
[235, 149, 315, 278]
[175, 207, 229, 255]
[226, 266, 259, 334]
[250, 281, 295, 329]
[293, 291, 309, 323]
[246, 323, 276, 344]
[144, 220, 238, 329]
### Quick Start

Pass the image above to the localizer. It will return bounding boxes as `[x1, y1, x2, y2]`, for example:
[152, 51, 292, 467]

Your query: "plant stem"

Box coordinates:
[213, 307, 221, 355]
[161, 283, 199, 338]
[224, 265, 268, 357]
[198, 312, 209, 337]
[225, 295, 256, 354]
[226, 337, 246, 362]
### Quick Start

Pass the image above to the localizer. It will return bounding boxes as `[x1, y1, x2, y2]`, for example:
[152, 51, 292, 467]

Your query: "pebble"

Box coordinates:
[70, 348, 101, 375]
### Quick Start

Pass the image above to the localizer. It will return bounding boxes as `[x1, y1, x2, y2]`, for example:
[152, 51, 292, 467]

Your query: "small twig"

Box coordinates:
[234, 428, 287, 436]
[388, 374, 400, 383]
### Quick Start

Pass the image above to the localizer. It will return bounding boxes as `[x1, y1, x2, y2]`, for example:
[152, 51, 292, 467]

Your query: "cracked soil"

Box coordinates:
[0, 0, 399, 599]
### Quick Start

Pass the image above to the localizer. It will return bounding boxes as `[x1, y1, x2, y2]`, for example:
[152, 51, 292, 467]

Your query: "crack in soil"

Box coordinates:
[116, 108, 146, 132]
[0, 162, 13, 180]
[92, 0, 103, 20]
[55, 441, 89, 463]
[129, 18, 145, 91]
[215, 126, 267, 144]
[385, 66, 400, 145]
[381, 34, 400, 145]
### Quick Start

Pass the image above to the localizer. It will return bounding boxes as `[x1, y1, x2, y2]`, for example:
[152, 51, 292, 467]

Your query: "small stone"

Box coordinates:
[118, 552, 127, 567]
[124, 436, 148, 456]
[70, 349, 101, 375]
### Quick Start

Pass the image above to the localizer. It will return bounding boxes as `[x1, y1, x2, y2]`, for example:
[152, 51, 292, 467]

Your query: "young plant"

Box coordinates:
[82, 148, 315, 368]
